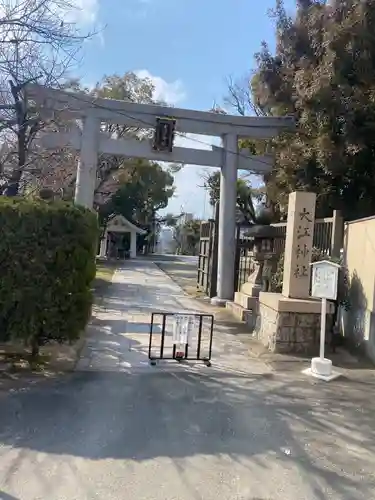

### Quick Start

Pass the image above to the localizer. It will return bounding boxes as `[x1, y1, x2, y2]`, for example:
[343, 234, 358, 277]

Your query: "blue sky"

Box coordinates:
[75, 0, 296, 218]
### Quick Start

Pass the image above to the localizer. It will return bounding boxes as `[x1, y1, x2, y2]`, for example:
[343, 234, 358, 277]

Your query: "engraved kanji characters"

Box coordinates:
[294, 207, 313, 279]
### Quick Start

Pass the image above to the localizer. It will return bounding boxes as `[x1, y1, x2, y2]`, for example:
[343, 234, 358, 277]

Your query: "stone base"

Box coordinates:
[225, 301, 255, 329]
[226, 290, 259, 329]
[210, 296, 228, 307]
[234, 291, 258, 311]
[240, 282, 261, 298]
[253, 292, 335, 354]
[302, 363, 341, 381]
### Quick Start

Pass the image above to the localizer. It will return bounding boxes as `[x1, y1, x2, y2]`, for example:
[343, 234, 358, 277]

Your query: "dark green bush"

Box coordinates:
[0, 198, 99, 353]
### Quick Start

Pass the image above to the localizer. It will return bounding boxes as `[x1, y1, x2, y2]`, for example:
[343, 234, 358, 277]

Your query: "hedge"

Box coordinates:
[0, 198, 99, 354]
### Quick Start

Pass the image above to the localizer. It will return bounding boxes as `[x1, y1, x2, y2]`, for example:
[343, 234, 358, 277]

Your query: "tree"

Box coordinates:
[99, 160, 175, 254]
[27, 72, 169, 202]
[0, 0, 95, 196]
[202, 170, 258, 223]
[173, 219, 201, 255]
[223, 76, 279, 219]
[92, 73, 159, 203]
[250, 0, 375, 221]
[183, 219, 201, 255]
[224, 74, 267, 118]
[99, 159, 175, 230]
[161, 212, 180, 227]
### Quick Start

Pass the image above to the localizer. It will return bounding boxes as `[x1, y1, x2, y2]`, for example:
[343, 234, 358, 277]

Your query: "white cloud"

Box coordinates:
[70, 0, 99, 25]
[0, 0, 99, 25]
[122, 0, 152, 19]
[135, 69, 186, 106]
[69, 0, 105, 47]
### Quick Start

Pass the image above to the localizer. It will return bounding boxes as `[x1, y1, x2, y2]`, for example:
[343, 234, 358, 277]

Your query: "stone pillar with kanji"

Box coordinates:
[282, 191, 316, 299]
[252, 191, 335, 354]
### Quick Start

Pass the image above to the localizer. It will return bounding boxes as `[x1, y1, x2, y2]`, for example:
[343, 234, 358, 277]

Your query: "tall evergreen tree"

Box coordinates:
[251, 0, 375, 220]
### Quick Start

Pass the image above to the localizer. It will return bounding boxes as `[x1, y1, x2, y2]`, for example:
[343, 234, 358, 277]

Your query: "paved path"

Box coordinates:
[77, 260, 264, 376]
[77, 258, 201, 372]
[149, 254, 199, 295]
[0, 260, 375, 500]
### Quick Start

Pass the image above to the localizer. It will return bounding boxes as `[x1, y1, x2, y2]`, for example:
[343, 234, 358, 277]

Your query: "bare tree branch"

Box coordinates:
[0, 0, 97, 195]
[224, 74, 267, 117]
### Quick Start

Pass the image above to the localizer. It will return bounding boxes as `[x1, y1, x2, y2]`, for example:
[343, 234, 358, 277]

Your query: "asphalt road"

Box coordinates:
[1, 369, 375, 500]
[0, 258, 374, 500]
[149, 254, 199, 293]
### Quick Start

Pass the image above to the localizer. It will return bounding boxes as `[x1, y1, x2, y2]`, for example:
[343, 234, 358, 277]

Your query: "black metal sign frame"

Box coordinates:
[148, 312, 214, 367]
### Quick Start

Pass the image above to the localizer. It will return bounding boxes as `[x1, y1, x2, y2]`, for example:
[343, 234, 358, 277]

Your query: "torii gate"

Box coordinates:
[27, 84, 294, 305]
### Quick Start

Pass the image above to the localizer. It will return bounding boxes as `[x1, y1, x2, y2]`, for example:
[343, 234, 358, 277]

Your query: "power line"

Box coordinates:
[55, 90, 281, 172]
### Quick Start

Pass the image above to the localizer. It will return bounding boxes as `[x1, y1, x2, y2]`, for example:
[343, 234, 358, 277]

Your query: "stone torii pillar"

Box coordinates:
[212, 134, 238, 305]
[74, 115, 99, 209]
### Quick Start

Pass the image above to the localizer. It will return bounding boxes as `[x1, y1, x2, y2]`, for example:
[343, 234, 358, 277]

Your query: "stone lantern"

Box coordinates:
[242, 224, 280, 297]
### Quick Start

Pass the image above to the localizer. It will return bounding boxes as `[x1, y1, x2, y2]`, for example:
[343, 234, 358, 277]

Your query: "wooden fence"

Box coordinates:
[197, 219, 218, 297]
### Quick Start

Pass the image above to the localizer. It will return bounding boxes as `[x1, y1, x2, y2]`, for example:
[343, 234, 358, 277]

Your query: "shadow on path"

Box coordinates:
[0, 492, 20, 500]
[0, 367, 374, 499]
[1, 259, 374, 499]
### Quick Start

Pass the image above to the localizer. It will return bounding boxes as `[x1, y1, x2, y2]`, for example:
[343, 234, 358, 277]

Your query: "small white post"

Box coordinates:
[320, 297, 327, 360]
[303, 260, 341, 381]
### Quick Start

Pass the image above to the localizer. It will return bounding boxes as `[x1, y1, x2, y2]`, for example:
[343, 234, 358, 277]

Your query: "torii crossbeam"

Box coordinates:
[27, 83, 294, 304]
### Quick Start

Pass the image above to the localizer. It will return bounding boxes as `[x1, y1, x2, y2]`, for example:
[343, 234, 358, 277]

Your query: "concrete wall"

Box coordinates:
[341, 216, 375, 361]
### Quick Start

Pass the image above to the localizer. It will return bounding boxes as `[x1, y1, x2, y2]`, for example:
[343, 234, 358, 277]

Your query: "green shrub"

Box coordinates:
[0, 198, 99, 354]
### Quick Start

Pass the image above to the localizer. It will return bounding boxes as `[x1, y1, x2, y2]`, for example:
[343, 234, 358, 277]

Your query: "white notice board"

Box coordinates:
[311, 261, 340, 301]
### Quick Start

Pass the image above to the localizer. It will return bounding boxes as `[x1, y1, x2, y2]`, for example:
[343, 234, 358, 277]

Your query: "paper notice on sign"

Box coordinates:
[172, 315, 195, 345]
[311, 264, 338, 301]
